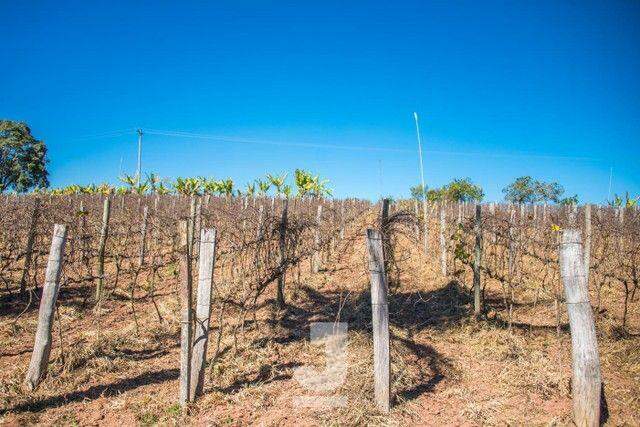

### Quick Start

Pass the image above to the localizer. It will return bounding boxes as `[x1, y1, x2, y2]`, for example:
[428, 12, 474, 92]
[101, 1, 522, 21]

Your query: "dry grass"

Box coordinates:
[1, 217, 639, 426]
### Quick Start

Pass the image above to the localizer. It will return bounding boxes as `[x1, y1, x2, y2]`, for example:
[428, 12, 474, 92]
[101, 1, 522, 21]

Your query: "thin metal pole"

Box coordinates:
[414, 112, 430, 253]
[413, 112, 426, 196]
[607, 166, 613, 203]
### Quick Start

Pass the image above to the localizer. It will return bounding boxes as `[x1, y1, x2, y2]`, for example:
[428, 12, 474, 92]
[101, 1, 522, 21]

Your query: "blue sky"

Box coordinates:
[2, 0, 639, 202]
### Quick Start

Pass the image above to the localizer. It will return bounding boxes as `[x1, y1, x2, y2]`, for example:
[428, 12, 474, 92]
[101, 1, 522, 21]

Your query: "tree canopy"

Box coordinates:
[502, 176, 564, 203]
[0, 120, 49, 193]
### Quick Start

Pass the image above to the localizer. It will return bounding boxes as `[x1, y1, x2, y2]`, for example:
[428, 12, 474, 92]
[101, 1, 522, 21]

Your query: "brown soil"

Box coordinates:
[1, 227, 638, 426]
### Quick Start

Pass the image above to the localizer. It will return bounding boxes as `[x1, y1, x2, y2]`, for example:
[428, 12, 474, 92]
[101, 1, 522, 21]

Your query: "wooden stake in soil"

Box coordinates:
[20, 198, 40, 297]
[24, 224, 67, 390]
[178, 220, 193, 406]
[190, 228, 217, 399]
[559, 229, 602, 427]
[439, 204, 447, 276]
[276, 198, 288, 309]
[584, 204, 592, 286]
[473, 204, 483, 316]
[312, 204, 323, 273]
[365, 229, 390, 414]
[95, 197, 111, 303]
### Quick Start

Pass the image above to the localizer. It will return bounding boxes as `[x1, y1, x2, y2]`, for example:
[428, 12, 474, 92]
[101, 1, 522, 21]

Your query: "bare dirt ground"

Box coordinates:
[1, 228, 638, 426]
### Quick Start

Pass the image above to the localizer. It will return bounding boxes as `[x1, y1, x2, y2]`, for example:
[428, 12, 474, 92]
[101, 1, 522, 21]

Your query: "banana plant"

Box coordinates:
[245, 182, 256, 197]
[266, 173, 287, 195]
[173, 177, 201, 196]
[96, 183, 114, 196]
[200, 178, 219, 195]
[255, 179, 271, 196]
[119, 174, 149, 195]
[217, 178, 234, 196]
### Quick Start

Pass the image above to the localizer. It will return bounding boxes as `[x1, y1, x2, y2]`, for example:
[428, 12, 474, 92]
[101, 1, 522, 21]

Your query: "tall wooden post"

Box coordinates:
[560, 229, 602, 427]
[178, 220, 193, 406]
[20, 199, 40, 297]
[139, 206, 149, 267]
[24, 224, 67, 390]
[312, 204, 323, 273]
[276, 199, 288, 309]
[422, 199, 429, 254]
[473, 204, 483, 316]
[365, 229, 390, 414]
[439, 204, 447, 276]
[190, 229, 217, 399]
[584, 204, 592, 286]
[95, 197, 111, 302]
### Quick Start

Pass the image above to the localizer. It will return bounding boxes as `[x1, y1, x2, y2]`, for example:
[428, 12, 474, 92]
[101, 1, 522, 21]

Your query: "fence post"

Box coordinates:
[584, 204, 591, 286]
[276, 198, 288, 309]
[178, 220, 193, 406]
[365, 229, 390, 414]
[473, 204, 482, 316]
[190, 228, 217, 399]
[139, 206, 149, 267]
[20, 199, 40, 297]
[339, 199, 345, 240]
[95, 197, 111, 303]
[439, 204, 447, 276]
[560, 229, 602, 427]
[422, 199, 429, 254]
[312, 204, 323, 273]
[24, 224, 67, 390]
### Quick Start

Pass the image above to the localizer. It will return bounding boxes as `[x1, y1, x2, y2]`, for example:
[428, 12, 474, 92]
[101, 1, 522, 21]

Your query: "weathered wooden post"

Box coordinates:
[365, 229, 390, 414]
[560, 229, 602, 427]
[473, 204, 483, 316]
[190, 228, 217, 399]
[339, 199, 346, 240]
[276, 198, 288, 309]
[20, 199, 40, 297]
[95, 197, 111, 302]
[257, 204, 264, 239]
[24, 224, 67, 390]
[178, 220, 193, 406]
[422, 199, 429, 254]
[139, 206, 149, 266]
[312, 204, 323, 273]
[584, 204, 591, 286]
[439, 204, 447, 276]
[413, 200, 420, 240]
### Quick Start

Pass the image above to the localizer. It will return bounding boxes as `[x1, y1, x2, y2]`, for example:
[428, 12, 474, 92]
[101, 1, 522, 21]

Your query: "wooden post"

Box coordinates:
[422, 199, 429, 254]
[24, 224, 67, 390]
[473, 204, 482, 316]
[560, 229, 602, 427]
[20, 199, 40, 297]
[339, 199, 345, 240]
[95, 197, 111, 303]
[439, 204, 447, 276]
[365, 229, 390, 414]
[257, 204, 264, 239]
[413, 200, 420, 240]
[312, 204, 323, 273]
[139, 206, 149, 267]
[178, 220, 193, 406]
[190, 229, 216, 399]
[584, 204, 591, 286]
[276, 199, 288, 309]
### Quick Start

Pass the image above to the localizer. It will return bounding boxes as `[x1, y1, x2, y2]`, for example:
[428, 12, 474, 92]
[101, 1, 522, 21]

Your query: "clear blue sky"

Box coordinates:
[2, 0, 639, 202]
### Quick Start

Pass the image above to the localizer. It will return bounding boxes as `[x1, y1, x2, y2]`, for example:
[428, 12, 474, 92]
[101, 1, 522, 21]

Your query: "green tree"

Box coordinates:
[502, 176, 537, 203]
[445, 178, 483, 202]
[0, 120, 49, 192]
[503, 176, 565, 203]
[410, 184, 427, 201]
[559, 194, 579, 205]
